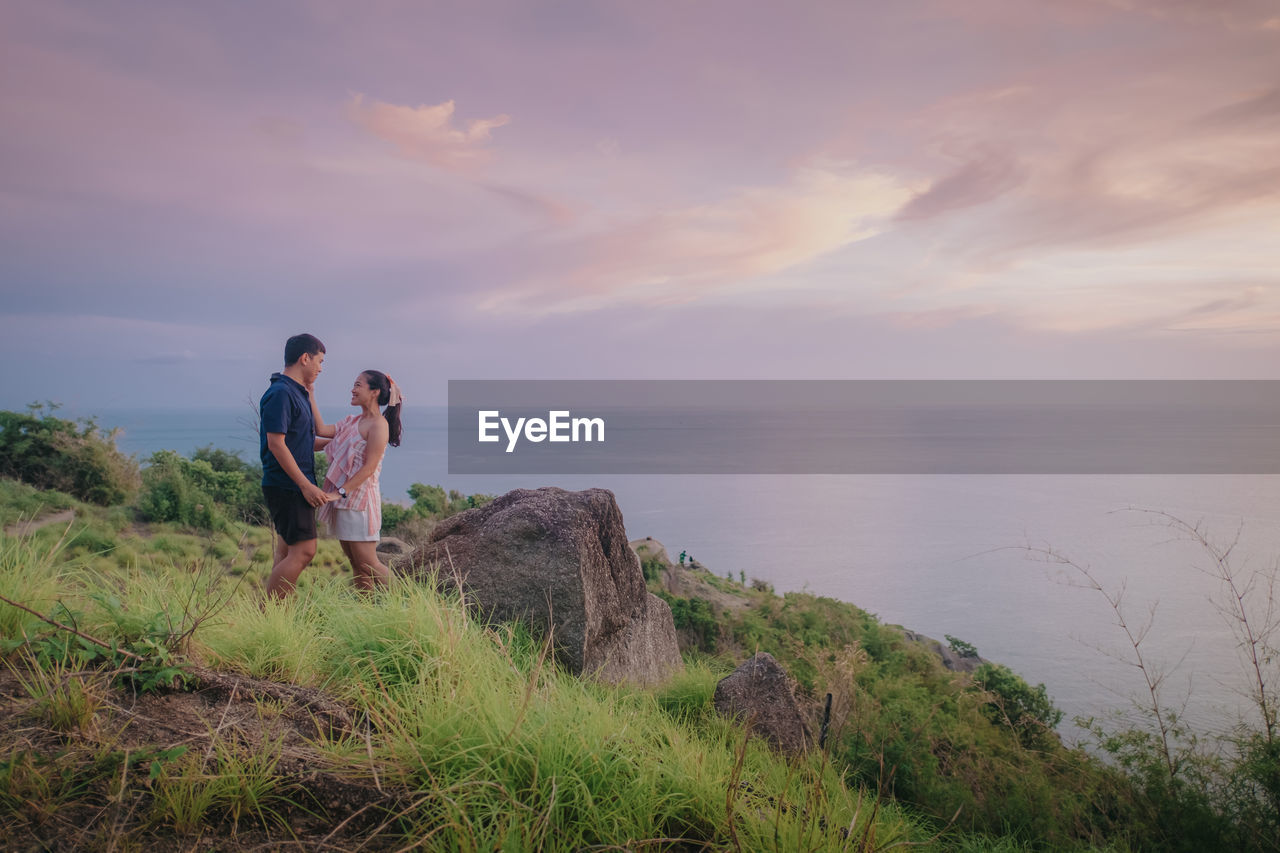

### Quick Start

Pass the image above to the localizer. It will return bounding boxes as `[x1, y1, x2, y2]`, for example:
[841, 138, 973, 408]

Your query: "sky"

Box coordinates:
[2, 0, 1279, 411]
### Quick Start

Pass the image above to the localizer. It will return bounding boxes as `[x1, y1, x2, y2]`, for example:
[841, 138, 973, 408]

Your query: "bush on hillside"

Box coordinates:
[657, 592, 718, 652]
[973, 662, 1063, 748]
[0, 405, 139, 506]
[381, 482, 495, 537]
[137, 447, 265, 530]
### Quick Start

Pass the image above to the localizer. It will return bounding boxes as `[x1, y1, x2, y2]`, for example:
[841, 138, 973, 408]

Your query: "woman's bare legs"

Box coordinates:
[341, 540, 391, 591]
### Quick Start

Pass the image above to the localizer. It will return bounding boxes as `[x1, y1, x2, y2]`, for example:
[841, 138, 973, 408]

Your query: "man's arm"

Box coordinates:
[266, 433, 330, 507]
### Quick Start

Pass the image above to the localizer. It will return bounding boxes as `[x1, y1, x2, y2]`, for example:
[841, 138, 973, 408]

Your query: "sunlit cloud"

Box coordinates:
[476, 163, 919, 314]
[348, 95, 510, 170]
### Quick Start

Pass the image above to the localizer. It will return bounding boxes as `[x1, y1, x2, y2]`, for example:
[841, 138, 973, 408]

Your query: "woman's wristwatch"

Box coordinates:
[337, 487, 347, 498]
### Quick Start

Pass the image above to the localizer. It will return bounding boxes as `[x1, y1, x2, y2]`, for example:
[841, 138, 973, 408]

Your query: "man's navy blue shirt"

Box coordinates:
[259, 372, 316, 490]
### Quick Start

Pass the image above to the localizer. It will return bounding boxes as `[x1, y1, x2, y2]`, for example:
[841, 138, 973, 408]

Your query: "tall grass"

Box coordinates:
[197, 576, 927, 850]
[1, 495, 1115, 851]
[0, 528, 81, 641]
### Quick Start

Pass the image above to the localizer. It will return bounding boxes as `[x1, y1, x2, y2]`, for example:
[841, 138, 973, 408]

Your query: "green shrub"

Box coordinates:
[640, 554, 665, 582]
[972, 663, 1063, 748]
[0, 405, 139, 505]
[381, 483, 495, 536]
[137, 448, 264, 530]
[381, 501, 413, 531]
[946, 633, 980, 659]
[407, 482, 447, 515]
[657, 592, 718, 652]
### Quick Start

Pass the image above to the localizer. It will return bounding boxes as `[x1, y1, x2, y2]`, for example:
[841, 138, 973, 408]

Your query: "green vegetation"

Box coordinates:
[1, 517, 934, 851]
[0, 404, 139, 505]
[657, 590, 719, 651]
[640, 552, 666, 581]
[651, 554, 1279, 852]
[138, 448, 266, 530]
[1042, 519, 1280, 853]
[946, 633, 980, 659]
[973, 663, 1064, 749]
[380, 482, 495, 543]
[0, 478, 76, 528]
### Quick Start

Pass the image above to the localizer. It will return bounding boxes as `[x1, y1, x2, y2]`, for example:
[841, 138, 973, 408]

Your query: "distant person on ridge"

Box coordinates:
[313, 370, 403, 590]
[260, 333, 333, 598]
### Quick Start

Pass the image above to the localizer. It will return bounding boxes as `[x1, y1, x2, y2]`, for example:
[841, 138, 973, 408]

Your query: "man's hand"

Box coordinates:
[302, 482, 331, 507]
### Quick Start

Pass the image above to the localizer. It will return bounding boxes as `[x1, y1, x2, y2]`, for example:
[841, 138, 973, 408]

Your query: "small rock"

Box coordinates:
[713, 652, 812, 754]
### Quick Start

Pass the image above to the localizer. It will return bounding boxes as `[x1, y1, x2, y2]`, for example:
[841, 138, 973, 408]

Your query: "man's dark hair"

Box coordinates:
[284, 333, 325, 366]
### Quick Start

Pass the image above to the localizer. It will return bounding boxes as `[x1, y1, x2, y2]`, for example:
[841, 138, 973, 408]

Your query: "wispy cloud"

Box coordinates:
[895, 149, 1026, 221]
[1193, 88, 1280, 128]
[1089, 0, 1280, 28]
[478, 163, 919, 314]
[348, 95, 509, 170]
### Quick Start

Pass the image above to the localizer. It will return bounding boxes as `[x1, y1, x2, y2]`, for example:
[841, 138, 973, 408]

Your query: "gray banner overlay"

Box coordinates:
[447, 380, 1280, 474]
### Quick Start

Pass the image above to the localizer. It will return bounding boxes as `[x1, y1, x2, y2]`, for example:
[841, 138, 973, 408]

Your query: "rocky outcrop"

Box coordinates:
[902, 630, 987, 673]
[713, 652, 812, 755]
[629, 538, 752, 612]
[407, 488, 682, 685]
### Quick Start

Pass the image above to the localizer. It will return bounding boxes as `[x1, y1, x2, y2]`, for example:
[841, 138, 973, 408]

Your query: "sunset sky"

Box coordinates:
[2, 0, 1279, 410]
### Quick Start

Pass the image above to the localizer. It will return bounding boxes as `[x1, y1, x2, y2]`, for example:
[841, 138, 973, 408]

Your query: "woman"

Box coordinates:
[312, 370, 403, 590]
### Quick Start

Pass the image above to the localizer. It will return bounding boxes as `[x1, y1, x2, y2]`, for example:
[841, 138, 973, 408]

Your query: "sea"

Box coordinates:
[90, 405, 1280, 743]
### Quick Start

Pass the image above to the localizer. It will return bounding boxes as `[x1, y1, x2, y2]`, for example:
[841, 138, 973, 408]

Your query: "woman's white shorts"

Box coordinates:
[330, 508, 378, 542]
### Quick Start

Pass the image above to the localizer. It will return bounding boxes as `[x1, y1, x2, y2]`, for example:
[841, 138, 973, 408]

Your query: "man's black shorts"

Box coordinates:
[262, 485, 317, 545]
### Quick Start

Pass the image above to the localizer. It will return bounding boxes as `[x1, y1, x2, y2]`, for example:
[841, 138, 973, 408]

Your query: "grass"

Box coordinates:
[149, 735, 292, 834]
[0, 519, 937, 851]
[0, 478, 78, 528]
[10, 653, 108, 734]
[0, 478, 1145, 850]
[199, 577, 927, 850]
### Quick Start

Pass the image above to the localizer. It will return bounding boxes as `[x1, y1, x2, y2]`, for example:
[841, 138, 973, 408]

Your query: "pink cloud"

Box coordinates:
[1090, 0, 1280, 28]
[347, 95, 510, 170]
[895, 148, 1027, 221]
[477, 163, 919, 314]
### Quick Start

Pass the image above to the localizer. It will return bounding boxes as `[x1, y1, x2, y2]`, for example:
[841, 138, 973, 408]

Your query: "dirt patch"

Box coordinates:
[0, 662, 421, 850]
[3, 508, 76, 538]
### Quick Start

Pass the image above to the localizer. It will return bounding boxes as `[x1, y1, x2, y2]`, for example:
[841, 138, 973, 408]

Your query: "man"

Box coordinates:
[260, 333, 333, 598]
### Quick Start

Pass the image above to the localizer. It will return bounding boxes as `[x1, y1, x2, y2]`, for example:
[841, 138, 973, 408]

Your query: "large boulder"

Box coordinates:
[407, 487, 682, 685]
[713, 652, 812, 755]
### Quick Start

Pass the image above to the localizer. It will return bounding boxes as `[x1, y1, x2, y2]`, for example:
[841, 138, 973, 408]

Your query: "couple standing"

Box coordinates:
[258, 333, 403, 599]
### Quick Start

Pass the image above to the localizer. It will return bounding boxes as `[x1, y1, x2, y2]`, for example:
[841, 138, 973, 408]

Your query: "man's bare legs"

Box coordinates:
[266, 536, 318, 599]
[340, 540, 391, 591]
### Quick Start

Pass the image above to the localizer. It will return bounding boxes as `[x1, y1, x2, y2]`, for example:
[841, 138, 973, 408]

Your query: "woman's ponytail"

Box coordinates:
[384, 402, 402, 447]
[363, 370, 403, 447]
